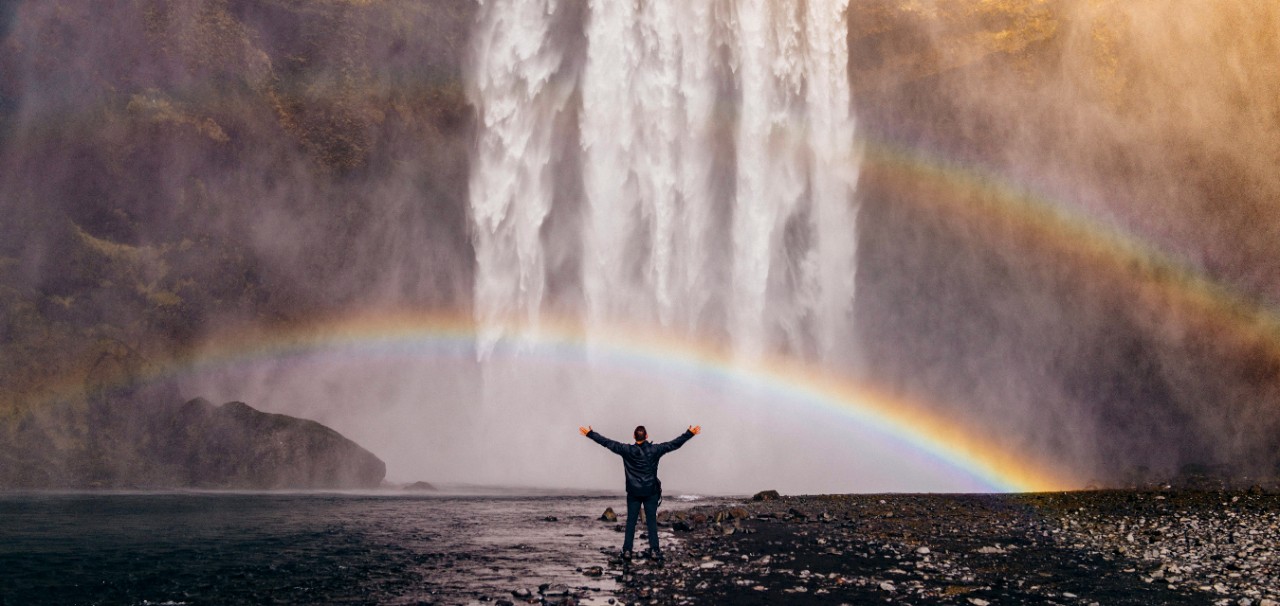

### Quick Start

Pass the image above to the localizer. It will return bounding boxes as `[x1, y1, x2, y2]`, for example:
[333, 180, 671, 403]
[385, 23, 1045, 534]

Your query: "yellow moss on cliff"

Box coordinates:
[852, 0, 1059, 83]
[126, 92, 231, 143]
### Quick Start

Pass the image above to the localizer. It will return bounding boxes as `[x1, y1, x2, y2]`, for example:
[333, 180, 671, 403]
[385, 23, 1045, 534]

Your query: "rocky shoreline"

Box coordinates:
[535, 490, 1280, 605]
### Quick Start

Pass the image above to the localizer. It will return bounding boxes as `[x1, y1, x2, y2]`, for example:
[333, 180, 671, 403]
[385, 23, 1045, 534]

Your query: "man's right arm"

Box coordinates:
[585, 429, 628, 455]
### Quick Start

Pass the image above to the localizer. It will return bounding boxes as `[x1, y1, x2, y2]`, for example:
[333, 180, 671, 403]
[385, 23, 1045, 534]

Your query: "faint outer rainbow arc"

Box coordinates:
[154, 310, 1079, 493]
[864, 140, 1280, 339]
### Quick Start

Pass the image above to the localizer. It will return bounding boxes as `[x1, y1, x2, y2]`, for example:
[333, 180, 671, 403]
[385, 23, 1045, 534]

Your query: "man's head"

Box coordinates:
[633, 425, 647, 443]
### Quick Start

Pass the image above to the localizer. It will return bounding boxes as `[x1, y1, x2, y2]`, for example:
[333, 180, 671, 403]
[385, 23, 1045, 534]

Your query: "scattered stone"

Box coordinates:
[541, 583, 570, 597]
[752, 490, 781, 501]
[612, 490, 1280, 605]
[600, 507, 618, 522]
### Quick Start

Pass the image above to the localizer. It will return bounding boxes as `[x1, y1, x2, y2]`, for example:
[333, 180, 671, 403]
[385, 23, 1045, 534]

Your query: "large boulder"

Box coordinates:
[153, 399, 386, 489]
[752, 490, 781, 501]
[0, 396, 386, 489]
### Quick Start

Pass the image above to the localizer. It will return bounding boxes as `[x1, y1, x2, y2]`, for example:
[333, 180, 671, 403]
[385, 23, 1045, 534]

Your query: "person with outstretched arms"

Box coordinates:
[579, 424, 701, 563]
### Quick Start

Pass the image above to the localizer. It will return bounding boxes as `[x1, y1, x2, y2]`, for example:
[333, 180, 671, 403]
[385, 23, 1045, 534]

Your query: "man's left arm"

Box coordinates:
[654, 425, 700, 455]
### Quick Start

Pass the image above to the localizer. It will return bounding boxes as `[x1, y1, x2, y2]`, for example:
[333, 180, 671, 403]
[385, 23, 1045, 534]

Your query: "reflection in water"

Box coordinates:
[0, 493, 714, 604]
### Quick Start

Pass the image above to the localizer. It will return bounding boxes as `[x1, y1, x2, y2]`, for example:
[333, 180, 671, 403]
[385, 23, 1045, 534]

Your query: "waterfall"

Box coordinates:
[466, 0, 573, 353]
[469, 0, 860, 362]
[579, 0, 719, 333]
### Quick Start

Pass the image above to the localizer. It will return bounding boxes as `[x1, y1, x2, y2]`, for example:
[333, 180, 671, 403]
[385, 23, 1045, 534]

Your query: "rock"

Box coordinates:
[544, 516, 559, 522]
[154, 399, 386, 489]
[1, 396, 387, 490]
[541, 583, 570, 596]
[753, 490, 781, 501]
[968, 599, 991, 606]
[583, 566, 603, 577]
[879, 581, 896, 592]
[403, 481, 437, 491]
[601, 507, 618, 522]
[916, 546, 931, 555]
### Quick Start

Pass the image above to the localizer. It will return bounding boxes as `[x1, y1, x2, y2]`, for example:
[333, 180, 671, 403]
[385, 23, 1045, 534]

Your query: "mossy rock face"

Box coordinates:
[0, 0, 477, 412]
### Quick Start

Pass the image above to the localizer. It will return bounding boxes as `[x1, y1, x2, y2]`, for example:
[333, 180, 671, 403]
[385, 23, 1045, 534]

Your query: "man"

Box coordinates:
[579, 424, 701, 563]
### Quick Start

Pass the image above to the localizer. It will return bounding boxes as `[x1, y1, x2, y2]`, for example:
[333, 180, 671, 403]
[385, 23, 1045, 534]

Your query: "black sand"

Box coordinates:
[595, 491, 1280, 605]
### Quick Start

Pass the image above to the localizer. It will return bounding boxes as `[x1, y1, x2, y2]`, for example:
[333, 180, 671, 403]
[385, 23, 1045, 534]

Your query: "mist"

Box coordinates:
[2, 0, 1279, 492]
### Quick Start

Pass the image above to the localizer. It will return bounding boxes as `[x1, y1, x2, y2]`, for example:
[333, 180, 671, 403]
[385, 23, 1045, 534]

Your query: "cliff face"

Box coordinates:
[1, 0, 477, 410]
[846, 0, 1280, 482]
[1, 0, 1278, 487]
[0, 0, 464, 488]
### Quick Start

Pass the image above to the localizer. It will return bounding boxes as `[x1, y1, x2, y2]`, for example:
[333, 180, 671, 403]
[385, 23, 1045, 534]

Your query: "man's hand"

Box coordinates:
[579, 426, 592, 436]
[688, 425, 701, 435]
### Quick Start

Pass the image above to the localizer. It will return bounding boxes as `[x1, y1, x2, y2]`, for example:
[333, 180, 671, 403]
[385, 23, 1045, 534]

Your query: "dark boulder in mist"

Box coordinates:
[403, 480, 437, 492]
[0, 395, 385, 490]
[752, 490, 781, 502]
[156, 398, 386, 489]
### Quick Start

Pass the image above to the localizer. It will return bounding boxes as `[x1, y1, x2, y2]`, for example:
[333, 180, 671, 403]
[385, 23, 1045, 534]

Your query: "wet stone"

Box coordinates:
[611, 491, 1279, 605]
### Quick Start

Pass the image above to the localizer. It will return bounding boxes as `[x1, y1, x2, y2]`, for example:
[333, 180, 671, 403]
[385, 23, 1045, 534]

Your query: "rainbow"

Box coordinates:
[111, 310, 1078, 493]
[864, 141, 1280, 346]
[14, 135, 1277, 494]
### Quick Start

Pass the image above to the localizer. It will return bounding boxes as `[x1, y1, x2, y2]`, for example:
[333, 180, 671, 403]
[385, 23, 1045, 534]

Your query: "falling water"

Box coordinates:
[467, 0, 574, 353]
[469, 0, 860, 362]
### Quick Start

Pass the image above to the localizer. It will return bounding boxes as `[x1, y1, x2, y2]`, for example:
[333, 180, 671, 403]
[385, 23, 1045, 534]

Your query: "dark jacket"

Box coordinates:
[587, 429, 694, 497]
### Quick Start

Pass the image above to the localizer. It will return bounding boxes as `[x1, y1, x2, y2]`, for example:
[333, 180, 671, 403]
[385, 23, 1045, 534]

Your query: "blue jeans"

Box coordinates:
[623, 492, 661, 554]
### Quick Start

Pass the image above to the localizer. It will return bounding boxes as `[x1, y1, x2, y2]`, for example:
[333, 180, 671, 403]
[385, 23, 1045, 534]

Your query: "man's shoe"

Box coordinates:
[653, 552, 665, 566]
[621, 550, 634, 562]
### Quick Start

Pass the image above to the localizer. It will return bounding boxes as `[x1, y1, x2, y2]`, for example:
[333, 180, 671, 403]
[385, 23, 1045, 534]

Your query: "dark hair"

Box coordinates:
[633, 425, 647, 442]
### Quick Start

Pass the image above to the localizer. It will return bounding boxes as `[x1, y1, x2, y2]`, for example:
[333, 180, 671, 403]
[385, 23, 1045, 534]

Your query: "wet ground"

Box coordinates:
[0, 492, 639, 605]
[611, 491, 1280, 606]
[4, 490, 1276, 605]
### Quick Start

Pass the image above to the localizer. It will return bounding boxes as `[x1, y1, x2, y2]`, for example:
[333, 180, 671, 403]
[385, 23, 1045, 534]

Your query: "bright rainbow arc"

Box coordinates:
[161, 310, 1077, 493]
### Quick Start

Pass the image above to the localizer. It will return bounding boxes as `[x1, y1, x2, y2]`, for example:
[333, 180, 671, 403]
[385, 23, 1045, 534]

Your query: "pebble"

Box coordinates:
[608, 492, 1280, 605]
